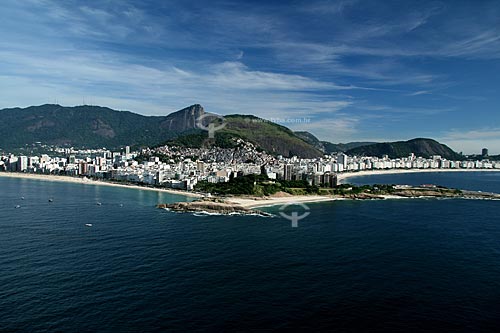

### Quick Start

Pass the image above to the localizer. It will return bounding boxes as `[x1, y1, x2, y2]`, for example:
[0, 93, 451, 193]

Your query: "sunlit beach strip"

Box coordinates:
[228, 195, 338, 209]
[0, 172, 203, 198]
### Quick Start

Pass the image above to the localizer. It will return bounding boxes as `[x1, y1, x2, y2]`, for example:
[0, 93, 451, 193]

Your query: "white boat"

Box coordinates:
[85, 223, 93, 227]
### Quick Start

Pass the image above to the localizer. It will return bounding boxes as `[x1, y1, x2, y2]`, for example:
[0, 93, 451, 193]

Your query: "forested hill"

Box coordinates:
[345, 138, 463, 160]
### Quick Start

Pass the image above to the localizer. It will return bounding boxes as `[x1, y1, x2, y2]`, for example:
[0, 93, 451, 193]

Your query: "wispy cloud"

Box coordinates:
[301, 0, 359, 15]
[437, 128, 500, 154]
[407, 90, 432, 96]
[206, 62, 335, 91]
[0, 44, 353, 118]
[441, 128, 500, 141]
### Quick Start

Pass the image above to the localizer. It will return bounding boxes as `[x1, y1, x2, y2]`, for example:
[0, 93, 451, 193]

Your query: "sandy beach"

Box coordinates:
[0, 172, 203, 198]
[337, 168, 500, 183]
[228, 195, 338, 208]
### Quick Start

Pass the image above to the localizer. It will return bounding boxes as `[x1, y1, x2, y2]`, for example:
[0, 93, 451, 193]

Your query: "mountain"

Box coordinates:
[294, 131, 326, 152]
[221, 116, 323, 158]
[0, 104, 205, 149]
[159, 104, 204, 132]
[321, 141, 378, 154]
[169, 116, 324, 158]
[0, 104, 322, 158]
[293, 132, 379, 155]
[1, 104, 459, 160]
[345, 138, 464, 160]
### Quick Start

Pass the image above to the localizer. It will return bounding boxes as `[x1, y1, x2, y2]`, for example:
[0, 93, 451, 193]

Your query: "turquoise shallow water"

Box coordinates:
[1, 173, 500, 331]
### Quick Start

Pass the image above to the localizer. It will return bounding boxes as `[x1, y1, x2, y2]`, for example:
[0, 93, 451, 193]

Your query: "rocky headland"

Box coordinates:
[157, 198, 272, 216]
[158, 185, 500, 215]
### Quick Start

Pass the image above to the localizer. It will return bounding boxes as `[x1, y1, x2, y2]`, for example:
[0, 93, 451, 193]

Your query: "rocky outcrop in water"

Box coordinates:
[157, 199, 271, 216]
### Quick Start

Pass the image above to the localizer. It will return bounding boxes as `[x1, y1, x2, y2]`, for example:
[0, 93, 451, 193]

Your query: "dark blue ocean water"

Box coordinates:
[1, 173, 500, 332]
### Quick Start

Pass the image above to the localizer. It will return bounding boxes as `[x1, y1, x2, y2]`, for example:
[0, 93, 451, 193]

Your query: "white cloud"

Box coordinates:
[207, 62, 336, 91]
[407, 90, 432, 96]
[0, 46, 353, 118]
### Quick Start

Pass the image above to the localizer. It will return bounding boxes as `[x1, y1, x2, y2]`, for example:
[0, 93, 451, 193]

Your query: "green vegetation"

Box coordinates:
[0, 104, 324, 158]
[194, 174, 404, 197]
[196, 174, 271, 195]
[312, 183, 397, 195]
[165, 132, 206, 148]
[218, 115, 323, 158]
[0, 104, 203, 149]
[163, 131, 244, 149]
[194, 174, 321, 195]
[165, 115, 324, 157]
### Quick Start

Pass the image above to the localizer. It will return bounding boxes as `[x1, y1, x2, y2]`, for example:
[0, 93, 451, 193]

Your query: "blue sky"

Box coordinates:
[1, 0, 499, 153]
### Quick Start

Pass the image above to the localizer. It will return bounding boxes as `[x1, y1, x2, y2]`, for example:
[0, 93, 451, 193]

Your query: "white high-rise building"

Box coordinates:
[18, 156, 28, 171]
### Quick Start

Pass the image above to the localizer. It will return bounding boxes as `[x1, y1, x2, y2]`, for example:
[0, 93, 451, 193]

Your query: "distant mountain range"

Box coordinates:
[294, 131, 377, 154]
[0, 104, 463, 159]
[345, 138, 464, 160]
[0, 104, 204, 149]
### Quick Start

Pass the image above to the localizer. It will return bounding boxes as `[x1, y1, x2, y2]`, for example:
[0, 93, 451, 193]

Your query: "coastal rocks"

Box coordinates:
[342, 193, 383, 200]
[390, 188, 500, 200]
[157, 199, 272, 216]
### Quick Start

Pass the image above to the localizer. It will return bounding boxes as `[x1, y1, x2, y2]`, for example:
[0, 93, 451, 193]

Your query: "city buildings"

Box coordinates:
[1, 141, 499, 191]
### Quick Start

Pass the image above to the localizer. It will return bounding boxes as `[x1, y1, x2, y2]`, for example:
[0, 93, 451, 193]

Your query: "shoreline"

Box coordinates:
[231, 169, 500, 208]
[3, 169, 500, 209]
[338, 168, 500, 183]
[227, 195, 338, 209]
[0, 172, 203, 198]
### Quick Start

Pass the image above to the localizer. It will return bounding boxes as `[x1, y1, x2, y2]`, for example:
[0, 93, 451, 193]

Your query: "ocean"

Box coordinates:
[1, 173, 500, 331]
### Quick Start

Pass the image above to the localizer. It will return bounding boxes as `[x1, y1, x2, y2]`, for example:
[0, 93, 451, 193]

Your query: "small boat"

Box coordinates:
[21, 196, 25, 200]
[85, 223, 93, 227]
[97, 202, 102, 206]
[15, 205, 21, 209]
[48, 198, 54, 202]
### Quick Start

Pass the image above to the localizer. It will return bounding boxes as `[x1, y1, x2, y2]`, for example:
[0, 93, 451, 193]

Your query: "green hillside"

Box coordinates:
[0, 104, 323, 158]
[294, 131, 326, 152]
[0, 104, 203, 149]
[167, 115, 323, 158]
[220, 115, 323, 158]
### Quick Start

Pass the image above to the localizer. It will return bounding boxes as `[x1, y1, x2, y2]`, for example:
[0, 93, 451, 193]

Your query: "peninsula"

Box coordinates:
[158, 184, 500, 215]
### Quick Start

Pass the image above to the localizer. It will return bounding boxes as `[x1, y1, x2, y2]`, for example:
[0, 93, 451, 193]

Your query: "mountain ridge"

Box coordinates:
[0, 104, 201, 149]
[0, 104, 463, 160]
[345, 138, 464, 160]
[0, 104, 323, 158]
